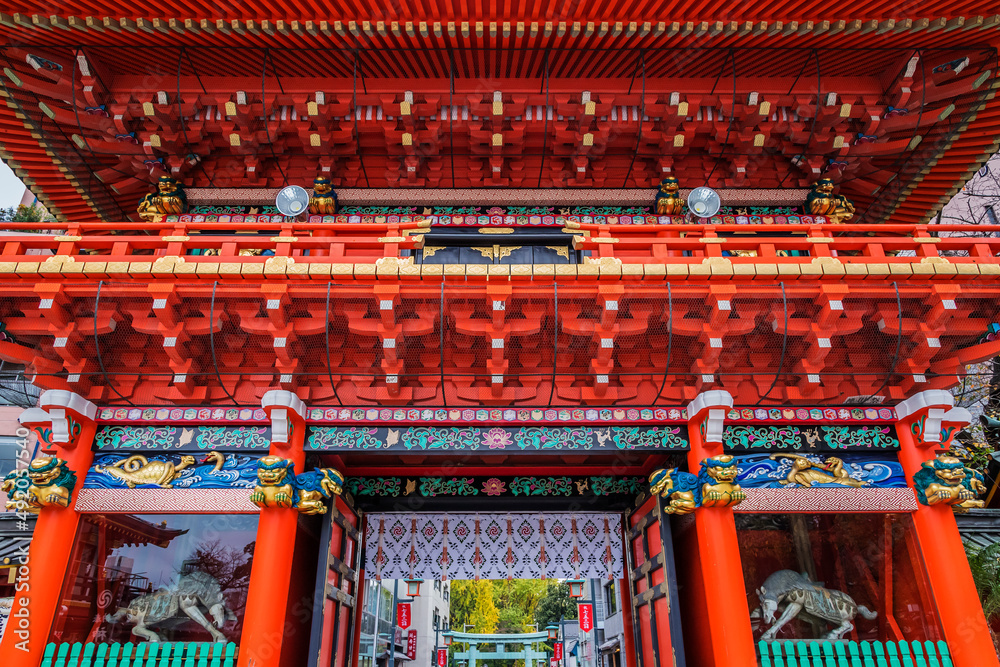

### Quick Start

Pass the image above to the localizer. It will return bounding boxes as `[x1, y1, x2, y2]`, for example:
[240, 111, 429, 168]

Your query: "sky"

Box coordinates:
[0, 160, 26, 208]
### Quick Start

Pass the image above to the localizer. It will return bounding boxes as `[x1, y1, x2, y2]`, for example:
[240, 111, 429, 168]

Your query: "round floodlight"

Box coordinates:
[275, 185, 309, 217]
[688, 186, 721, 218]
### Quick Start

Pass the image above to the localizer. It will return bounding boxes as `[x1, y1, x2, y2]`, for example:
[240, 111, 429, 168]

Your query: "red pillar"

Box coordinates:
[238, 391, 308, 667]
[684, 391, 757, 667]
[0, 391, 98, 667]
[894, 390, 999, 667]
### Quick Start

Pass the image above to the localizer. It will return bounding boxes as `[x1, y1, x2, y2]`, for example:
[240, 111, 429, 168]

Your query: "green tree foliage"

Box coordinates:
[534, 581, 578, 627]
[965, 541, 1000, 650]
[492, 579, 548, 632]
[451, 580, 499, 633]
[0, 204, 53, 223]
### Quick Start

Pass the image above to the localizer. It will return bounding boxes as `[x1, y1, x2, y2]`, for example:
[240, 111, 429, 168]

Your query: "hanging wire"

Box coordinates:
[547, 282, 559, 408]
[325, 282, 343, 406]
[868, 282, 903, 402]
[756, 283, 788, 405]
[653, 283, 673, 404]
[209, 281, 238, 404]
[93, 281, 133, 406]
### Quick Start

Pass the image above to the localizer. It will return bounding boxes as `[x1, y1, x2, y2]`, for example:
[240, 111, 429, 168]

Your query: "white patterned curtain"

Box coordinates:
[364, 512, 624, 580]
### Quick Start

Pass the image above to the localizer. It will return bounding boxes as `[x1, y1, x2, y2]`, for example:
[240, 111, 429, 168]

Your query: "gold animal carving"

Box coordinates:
[913, 454, 986, 512]
[769, 453, 869, 488]
[698, 454, 746, 507]
[805, 179, 855, 223]
[94, 454, 198, 488]
[137, 176, 187, 221]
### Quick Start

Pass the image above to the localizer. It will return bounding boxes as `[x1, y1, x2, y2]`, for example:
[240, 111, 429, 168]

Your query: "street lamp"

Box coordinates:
[546, 625, 559, 641]
[566, 579, 586, 599]
[443, 632, 454, 647]
[404, 578, 423, 597]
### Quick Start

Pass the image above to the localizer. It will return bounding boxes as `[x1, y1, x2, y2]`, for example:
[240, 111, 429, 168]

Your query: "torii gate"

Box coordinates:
[449, 631, 551, 667]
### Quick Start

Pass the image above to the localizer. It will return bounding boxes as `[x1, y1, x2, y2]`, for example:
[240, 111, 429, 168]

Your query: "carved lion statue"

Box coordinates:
[804, 179, 855, 223]
[137, 175, 188, 221]
[648, 467, 701, 514]
[654, 177, 685, 216]
[2, 469, 36, 513]
[698, 454, 746, 507]
[250, 456, 297, 509]
[913, 455, 985, 512]
[250, 456, 344, 514]
[309, 177, 338, 215]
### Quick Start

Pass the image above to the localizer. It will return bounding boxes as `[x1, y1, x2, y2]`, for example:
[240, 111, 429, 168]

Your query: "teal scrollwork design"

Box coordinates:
[307, 427, 386, 450]
[95, 426, 179, 449]
[403, 428, 482, 450]
[611, 426, 686, 450]
[821, 426, 897, 449]
[419, 477, 479, 496]
[195, 426, 270, 450]
[590, 477, 644, 496]
[346, 477, 401, 497]
[514, 427, 593, 450]
[725, 425, 804, 450]
[510, 477, 574, 496]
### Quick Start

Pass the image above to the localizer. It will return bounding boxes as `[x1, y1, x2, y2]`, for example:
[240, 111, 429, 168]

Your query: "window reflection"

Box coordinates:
[51, 514, 257, 644]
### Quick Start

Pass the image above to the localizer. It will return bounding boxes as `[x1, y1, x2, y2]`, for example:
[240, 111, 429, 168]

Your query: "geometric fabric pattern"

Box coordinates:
[734, 488, 918, 513]
[74, 488, 260, 513]
[364, 512, 623, 581]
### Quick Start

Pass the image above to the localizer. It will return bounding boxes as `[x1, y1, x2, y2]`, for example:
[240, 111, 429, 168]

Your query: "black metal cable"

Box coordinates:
[440, 282, 447, 408]
[868, 282, 903, 402]
[757, 283, 788, 405]
[623, 49, 646, 187]
[547, 283, 558, 408]
[180, 46, 215, 187]
[325, 282, 343, 406]
[353, 49, 370, 188]
[654, 283, 673, 404]
[209, 281, 238, 404]
[261, 48, 288, 186]
[705, 49, 736, 184]
[93, 281, 134, 405]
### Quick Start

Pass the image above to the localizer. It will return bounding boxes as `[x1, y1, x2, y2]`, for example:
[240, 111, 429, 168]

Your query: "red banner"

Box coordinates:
[554, 643, 563, 660]
[406, 630, 417, 660]
[438, 649, 449, 667]
[578, 603, 594, 632]
[397, 603, 411, 630]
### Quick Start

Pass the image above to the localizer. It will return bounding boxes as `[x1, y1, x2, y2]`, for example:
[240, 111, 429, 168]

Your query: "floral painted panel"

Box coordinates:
[307, 426, 688, 451]
[345, 476, 646, 499]
[95, 425, 271, 451]
[724, 425, 898, 452]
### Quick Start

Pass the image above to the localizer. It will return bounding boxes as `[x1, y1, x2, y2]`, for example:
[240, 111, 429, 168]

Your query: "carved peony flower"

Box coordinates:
[483, 478, 507, 496]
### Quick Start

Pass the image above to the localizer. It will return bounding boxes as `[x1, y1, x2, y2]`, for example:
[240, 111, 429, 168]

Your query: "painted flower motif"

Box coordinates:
[582, 523, 599, 539]
[550, 523, 566, 539]
[486, 206, 505, 215]
[483, 478, 507, 496]
[483, 428, 512, 450]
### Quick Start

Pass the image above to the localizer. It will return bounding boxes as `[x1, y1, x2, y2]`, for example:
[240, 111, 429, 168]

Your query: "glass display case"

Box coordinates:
[737, 513, 943, 644]
[50, 514, 258, 645]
